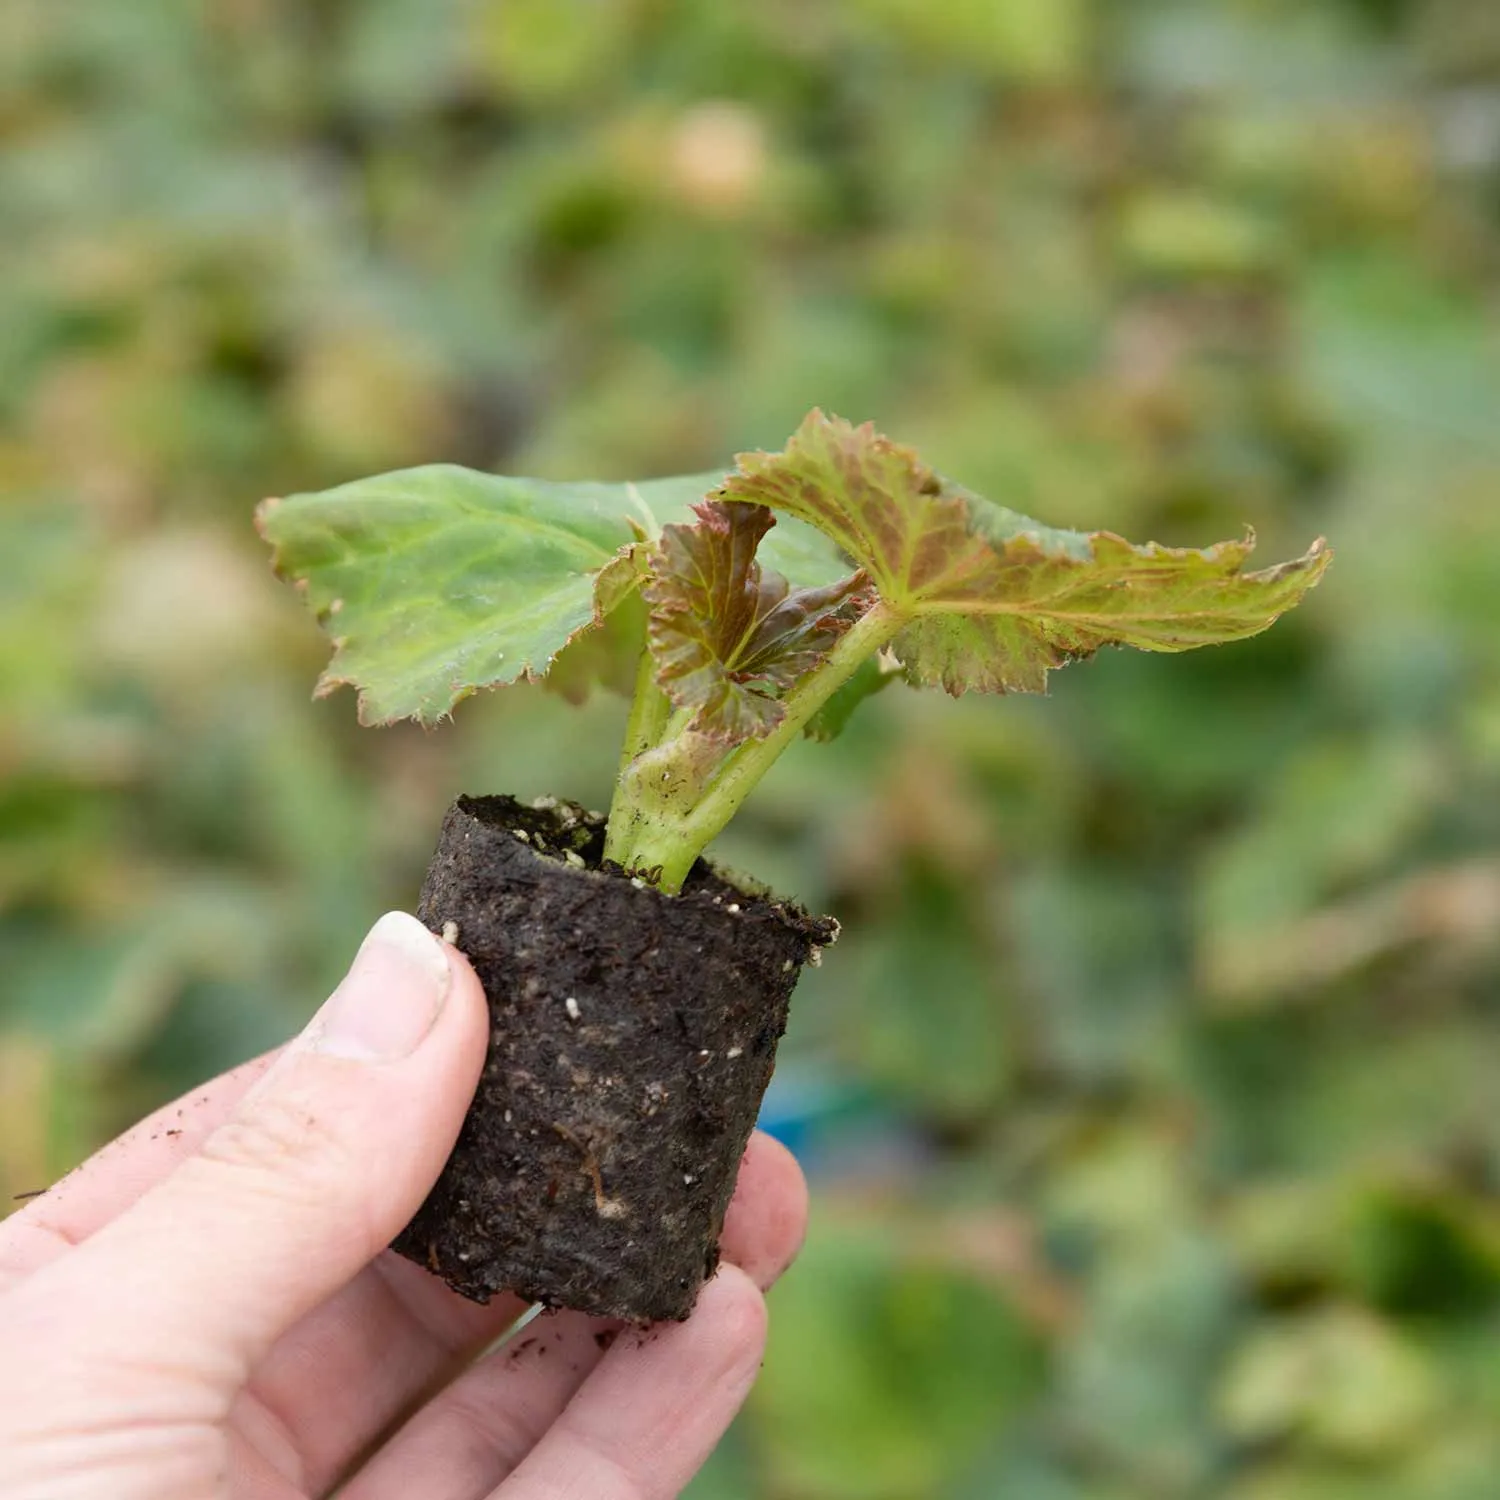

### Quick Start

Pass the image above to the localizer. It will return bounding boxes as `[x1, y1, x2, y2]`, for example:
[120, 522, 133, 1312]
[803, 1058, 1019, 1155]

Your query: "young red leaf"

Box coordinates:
[718, 411, 1331, 695]
[644, 500, 868, 742]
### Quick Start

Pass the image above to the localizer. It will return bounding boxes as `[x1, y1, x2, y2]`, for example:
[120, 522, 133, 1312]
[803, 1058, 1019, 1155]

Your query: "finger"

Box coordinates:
[235, 1252, 530, 1497]
[11, 912, 489, 1393]
[342, 1130, 806, 1500]
[0, 1049, 282, 1290]
[718, 1130, 808, 1289]
[502, 1265, 767, 1500]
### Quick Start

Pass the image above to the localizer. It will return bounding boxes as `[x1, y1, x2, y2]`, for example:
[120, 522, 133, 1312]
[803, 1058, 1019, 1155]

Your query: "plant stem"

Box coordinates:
[617, 641, 673, 776]
[604, 644, 675, 868]
[615, 602, 904, 892]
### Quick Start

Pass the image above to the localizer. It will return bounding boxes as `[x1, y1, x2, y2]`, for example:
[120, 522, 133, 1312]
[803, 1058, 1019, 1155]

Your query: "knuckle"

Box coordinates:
[195, 1085, 350, 1202]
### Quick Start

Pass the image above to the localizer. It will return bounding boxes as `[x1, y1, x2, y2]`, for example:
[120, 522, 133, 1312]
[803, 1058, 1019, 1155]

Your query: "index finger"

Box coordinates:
[0, 1047, 281, 1290]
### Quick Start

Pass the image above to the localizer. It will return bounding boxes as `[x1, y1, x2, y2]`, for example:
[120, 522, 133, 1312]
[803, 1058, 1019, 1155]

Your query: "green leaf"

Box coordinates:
[258, 463, 848, 725]
[719, 411, 1332, 695]
[643, 500, 868, 742]
[257, 465, 721, 724]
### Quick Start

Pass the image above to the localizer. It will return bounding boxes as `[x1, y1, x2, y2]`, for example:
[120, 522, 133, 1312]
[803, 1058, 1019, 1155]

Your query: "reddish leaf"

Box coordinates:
[718, 411, 1331, 695]
[717, 410, 988, 607]
[644, 500, 867, 741]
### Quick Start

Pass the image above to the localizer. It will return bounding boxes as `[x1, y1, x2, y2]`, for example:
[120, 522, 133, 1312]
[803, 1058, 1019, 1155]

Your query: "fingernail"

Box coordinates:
[305, 912, 452, 1061]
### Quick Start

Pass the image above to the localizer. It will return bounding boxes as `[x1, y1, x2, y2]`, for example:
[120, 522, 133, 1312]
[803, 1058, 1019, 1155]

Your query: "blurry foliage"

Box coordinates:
[3, 0, 1500, 1494]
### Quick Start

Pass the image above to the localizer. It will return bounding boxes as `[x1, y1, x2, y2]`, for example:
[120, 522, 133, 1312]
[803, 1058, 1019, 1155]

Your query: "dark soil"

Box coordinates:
[392, 794, 836, 1322]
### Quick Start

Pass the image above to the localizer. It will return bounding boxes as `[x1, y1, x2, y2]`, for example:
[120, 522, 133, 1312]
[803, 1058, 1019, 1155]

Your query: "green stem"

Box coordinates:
[616, 644, 672, 774]
[619, 603, 904, 892]
[604, 645, 674, 867]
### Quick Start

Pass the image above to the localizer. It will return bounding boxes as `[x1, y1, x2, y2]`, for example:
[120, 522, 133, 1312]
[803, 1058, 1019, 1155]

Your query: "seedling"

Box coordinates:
[260, 410, 1328, 1319]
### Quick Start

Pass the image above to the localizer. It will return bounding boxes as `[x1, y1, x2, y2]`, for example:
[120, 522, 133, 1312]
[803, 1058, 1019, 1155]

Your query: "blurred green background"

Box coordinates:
[4, 0, 1500, 1494]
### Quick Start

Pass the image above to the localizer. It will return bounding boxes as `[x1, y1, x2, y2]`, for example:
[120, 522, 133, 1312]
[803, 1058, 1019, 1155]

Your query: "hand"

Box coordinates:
[0, 911, 806, 1499]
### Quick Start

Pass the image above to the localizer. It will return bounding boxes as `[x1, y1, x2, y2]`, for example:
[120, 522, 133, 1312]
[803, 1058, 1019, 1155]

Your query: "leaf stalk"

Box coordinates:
[605, 602, 905, 892]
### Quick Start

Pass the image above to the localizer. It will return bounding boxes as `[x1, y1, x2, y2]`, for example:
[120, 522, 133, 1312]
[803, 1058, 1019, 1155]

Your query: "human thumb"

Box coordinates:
[16, 911, 489, 1385]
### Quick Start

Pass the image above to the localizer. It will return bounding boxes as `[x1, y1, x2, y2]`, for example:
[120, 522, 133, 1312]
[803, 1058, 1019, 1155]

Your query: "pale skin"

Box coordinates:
[0, 912, 808, 1499]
